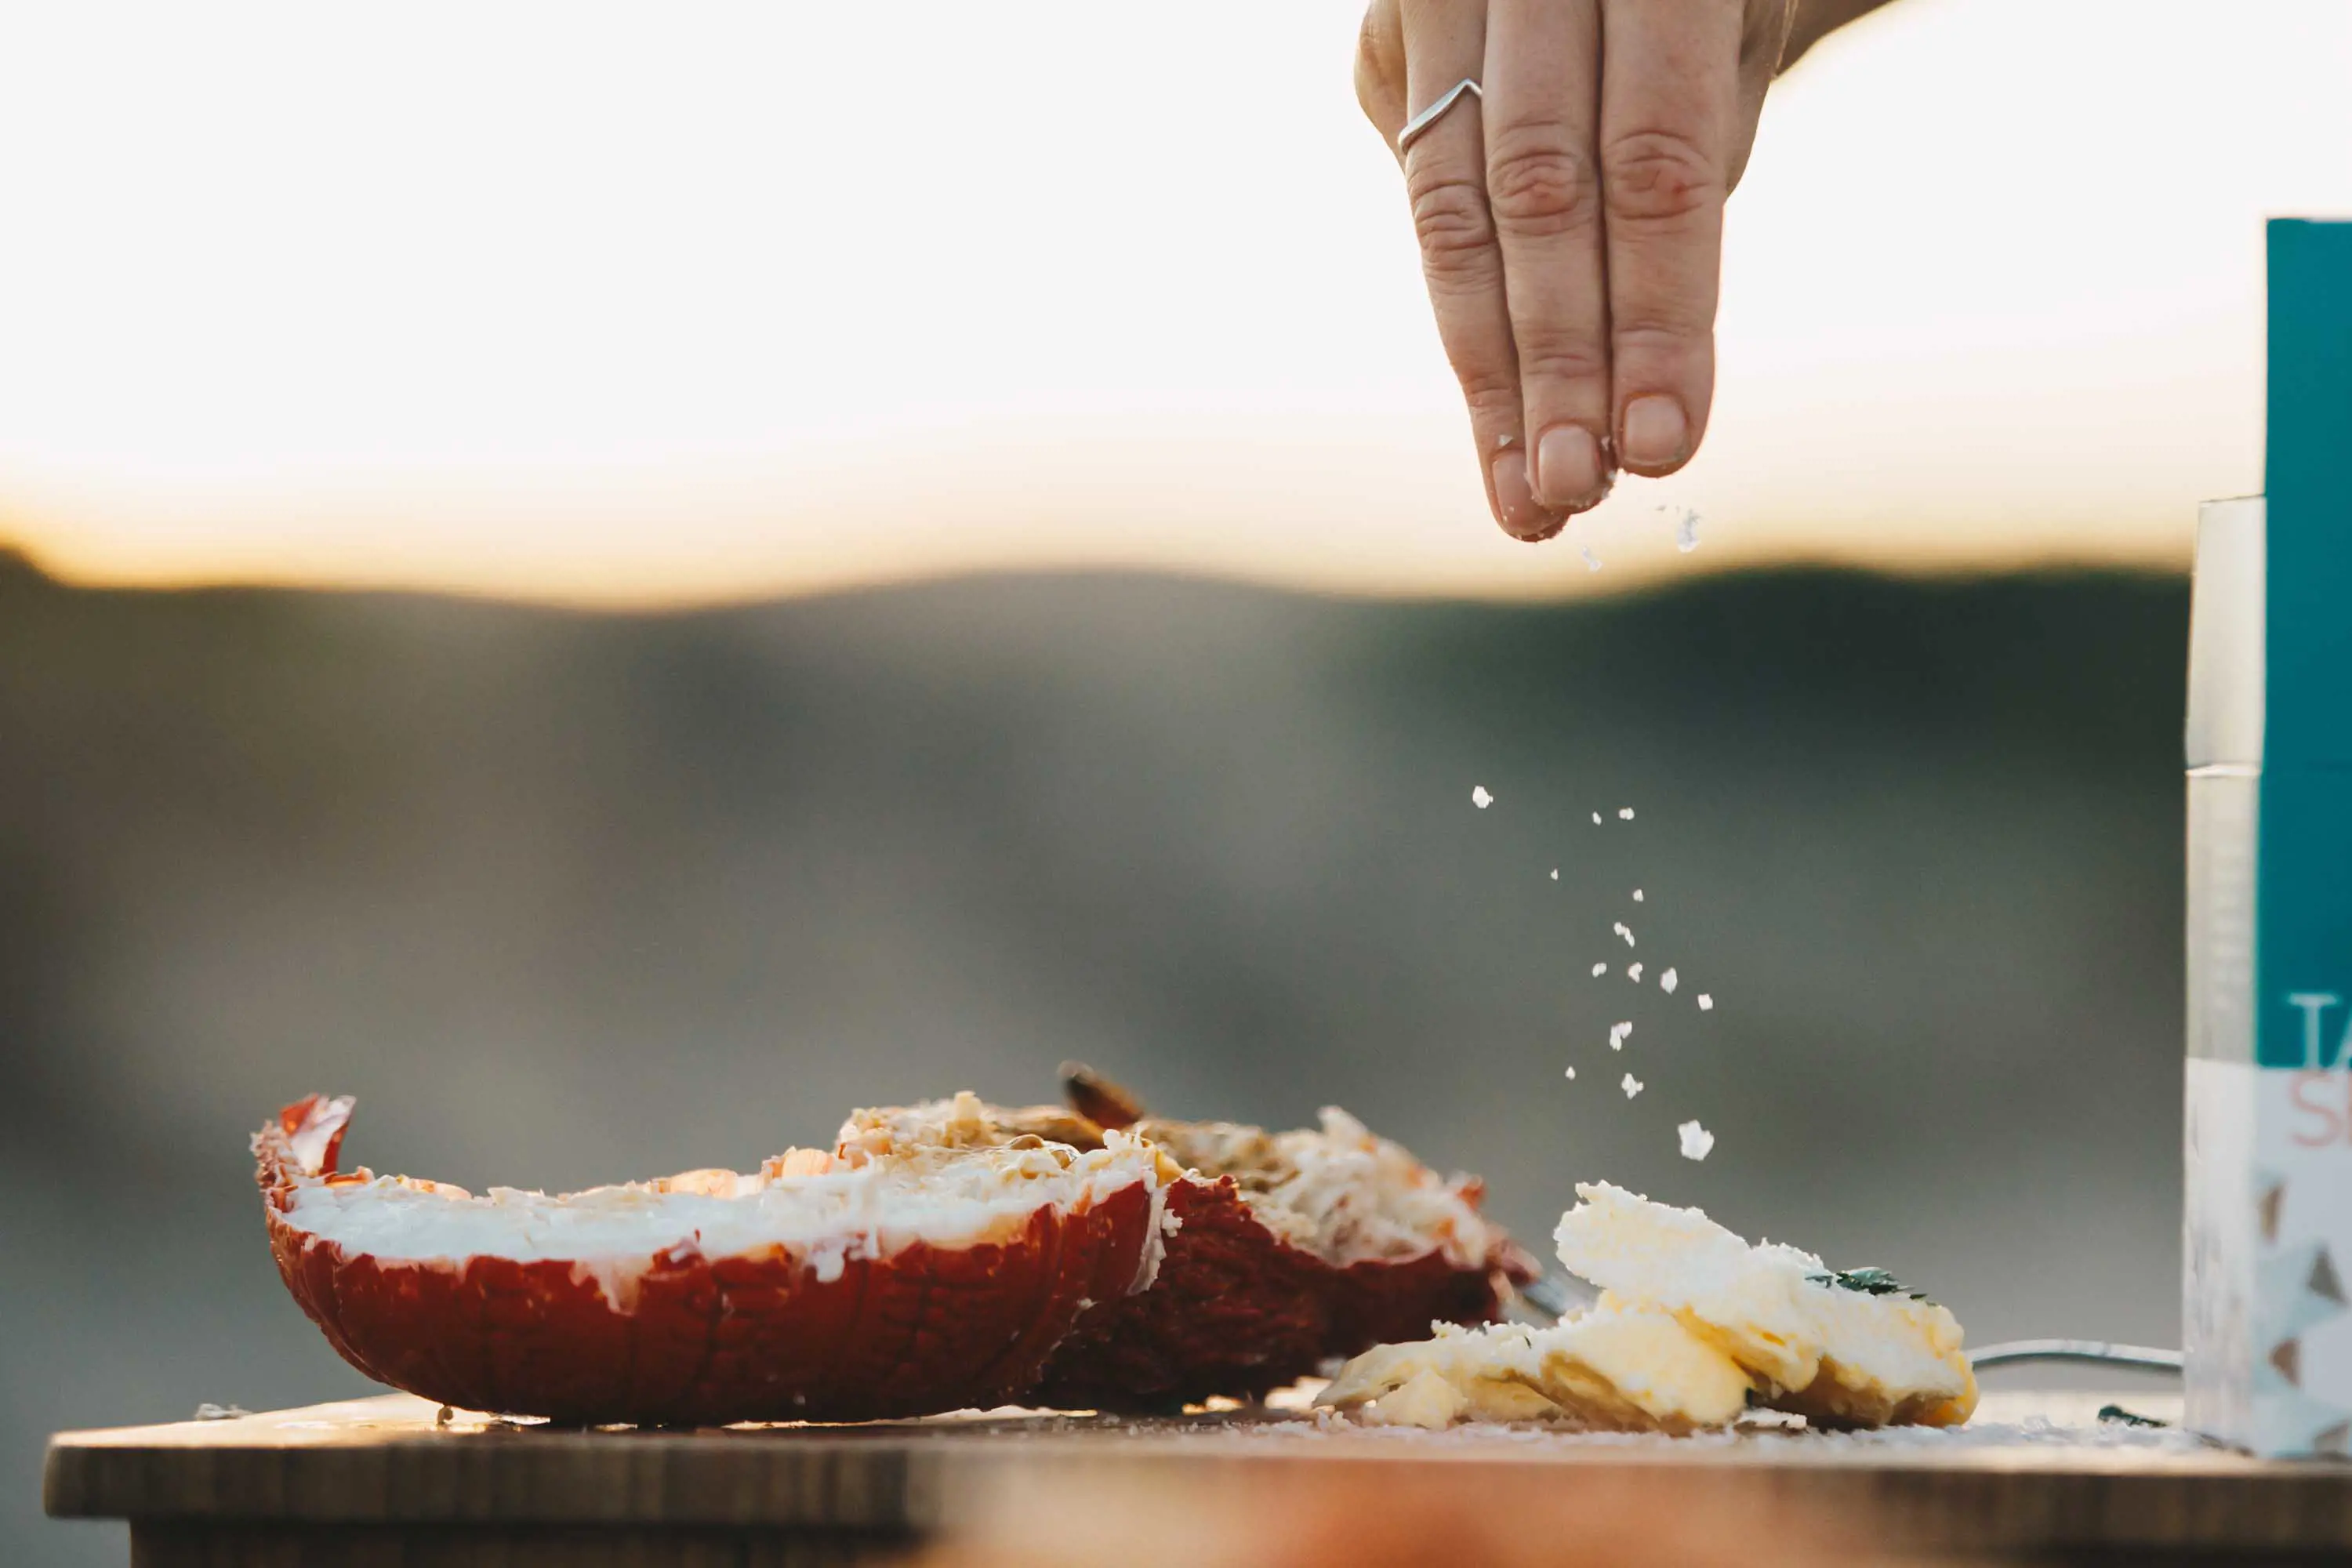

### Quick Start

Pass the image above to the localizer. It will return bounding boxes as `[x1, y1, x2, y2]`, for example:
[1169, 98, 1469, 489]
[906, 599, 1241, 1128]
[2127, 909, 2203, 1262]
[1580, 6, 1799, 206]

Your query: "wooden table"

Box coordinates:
[45, 1389, 2352, 1566]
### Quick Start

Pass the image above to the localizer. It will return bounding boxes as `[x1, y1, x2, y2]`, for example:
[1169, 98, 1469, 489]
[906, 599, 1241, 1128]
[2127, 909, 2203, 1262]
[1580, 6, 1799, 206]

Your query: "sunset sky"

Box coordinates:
[2, 0, 2347, 604]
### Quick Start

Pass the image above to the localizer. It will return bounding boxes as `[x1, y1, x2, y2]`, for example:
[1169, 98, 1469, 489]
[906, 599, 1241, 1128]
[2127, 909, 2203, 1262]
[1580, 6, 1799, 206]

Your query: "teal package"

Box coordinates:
[2257, 219, 2352, 1070]
[2263, 771, 2352, 1069]
[2184, 220, 2352, 1455]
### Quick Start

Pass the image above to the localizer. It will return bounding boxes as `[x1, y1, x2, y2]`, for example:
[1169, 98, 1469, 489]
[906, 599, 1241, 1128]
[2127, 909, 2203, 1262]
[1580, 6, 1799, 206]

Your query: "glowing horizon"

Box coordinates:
[2, 0, 2346, 607]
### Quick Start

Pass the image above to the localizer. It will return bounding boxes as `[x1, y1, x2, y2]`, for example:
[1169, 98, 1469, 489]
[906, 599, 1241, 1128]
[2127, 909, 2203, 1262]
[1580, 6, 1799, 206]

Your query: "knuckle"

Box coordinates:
[1406, 173, 1500, 282]
[1613, 318, 1715, 361]
[1601, 128, 1723, 227]
[1352, 6, 1403, 121]
[1454, 364, 1519, 412]
[1515, 334, 1609, 388]
[1485, 126, 1600, 238]
[1351, 53, 1385, 124]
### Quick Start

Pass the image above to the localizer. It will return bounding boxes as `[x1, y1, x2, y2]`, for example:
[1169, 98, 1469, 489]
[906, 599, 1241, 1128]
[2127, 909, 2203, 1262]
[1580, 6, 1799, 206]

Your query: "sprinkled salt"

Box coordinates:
[1628, 962, 1645, 982]
[1609, 1022, 1632, 1051]
[1675, 508, 1701, 553]
[1563, 1066, 1576, 1080]
[1660, 967, 1679, 994]
[1581, 546, 1602, 572]
[1698, 994, 1715, 1011]
[1472, 785, 1493, 809]
[1632, 889, 1644, 902]
[1618, 808, 1635, 820]
[1677, 1120, 1715, 1160]
[1549, 869, 1559, 880]
[1621, 1073, 1643, 1099]
[1591, 962, 1607, 978]
[1591, 811, 1602, 826]
[1613, 921, 1635, 947]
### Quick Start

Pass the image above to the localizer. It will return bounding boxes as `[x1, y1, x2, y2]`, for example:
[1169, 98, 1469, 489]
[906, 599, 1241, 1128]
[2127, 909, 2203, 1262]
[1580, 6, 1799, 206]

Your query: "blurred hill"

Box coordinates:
[2, 546, 2189, 1566]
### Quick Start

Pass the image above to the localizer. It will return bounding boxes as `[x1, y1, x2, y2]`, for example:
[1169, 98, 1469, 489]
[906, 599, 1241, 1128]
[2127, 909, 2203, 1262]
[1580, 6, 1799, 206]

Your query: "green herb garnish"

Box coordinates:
[1806, 1266, 1928, 1301]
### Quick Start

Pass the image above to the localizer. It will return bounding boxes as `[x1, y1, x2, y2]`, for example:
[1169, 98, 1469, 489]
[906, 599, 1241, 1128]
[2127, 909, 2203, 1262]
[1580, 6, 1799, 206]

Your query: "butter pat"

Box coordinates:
[1321, 1310, 1752, 1433]
[1318, 1185, 1973, 1432]
[1554, 1183, 1974, 1428]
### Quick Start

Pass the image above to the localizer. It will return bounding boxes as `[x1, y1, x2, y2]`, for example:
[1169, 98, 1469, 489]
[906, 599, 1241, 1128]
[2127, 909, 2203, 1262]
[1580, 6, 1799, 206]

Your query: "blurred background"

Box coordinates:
[5, 2, 2350, 1563]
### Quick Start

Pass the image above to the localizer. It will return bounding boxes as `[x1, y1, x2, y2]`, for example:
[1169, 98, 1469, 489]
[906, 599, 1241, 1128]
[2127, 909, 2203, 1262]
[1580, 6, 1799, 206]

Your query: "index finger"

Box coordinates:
[1398, 0, 1562, 541]
[1597, 0, 1742, 476]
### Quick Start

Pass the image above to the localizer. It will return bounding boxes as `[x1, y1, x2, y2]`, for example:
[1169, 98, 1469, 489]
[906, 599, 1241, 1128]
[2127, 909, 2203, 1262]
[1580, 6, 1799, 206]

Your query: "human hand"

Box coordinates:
[1356, 0, 1798, 539]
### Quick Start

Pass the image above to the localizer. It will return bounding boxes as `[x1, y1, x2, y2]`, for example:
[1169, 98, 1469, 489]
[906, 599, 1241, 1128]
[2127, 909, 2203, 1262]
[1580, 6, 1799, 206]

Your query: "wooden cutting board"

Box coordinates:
[44, 1388, 2352, 1566]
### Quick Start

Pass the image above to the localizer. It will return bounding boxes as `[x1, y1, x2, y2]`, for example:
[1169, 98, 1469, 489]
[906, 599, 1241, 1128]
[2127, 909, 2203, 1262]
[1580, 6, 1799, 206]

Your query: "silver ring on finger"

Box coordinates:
[1395, 78, 1481, 154]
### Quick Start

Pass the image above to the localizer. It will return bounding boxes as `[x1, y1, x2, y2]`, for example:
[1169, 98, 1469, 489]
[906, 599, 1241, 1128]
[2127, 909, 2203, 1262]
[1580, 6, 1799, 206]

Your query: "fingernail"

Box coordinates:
[1621, 395, 1690, 470]
[1488, 448, 1560, 539]
[1535, 424, 1606, 510]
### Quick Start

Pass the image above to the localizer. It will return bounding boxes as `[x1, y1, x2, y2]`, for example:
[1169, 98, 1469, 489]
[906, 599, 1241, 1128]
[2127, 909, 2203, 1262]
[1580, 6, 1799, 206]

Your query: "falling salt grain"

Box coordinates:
[1472, 785, 1494, 809]
[1621, 1073, 1643, 1099]
[1628, 961, 1645, 982]
[1677, 1120, 1715, 1160]
[1592, 962, 1608, 978]
[1675, 509, 1702, 554]
[1660, 967, 1679, 994]
[1618, 808, 1635, 820]
[1581, 546, 1602, 572]
[1698, 994, 1715, 1011]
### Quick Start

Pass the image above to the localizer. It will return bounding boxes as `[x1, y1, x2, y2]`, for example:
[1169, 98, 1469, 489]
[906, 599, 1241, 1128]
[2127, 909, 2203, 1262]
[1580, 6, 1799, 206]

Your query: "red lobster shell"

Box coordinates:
[846, 1076, 1538, 1410]
[1034, 1178, 1530, 1410]
[255, 1093, 1164, 1425]
[1033, 1116, 1536, 1409]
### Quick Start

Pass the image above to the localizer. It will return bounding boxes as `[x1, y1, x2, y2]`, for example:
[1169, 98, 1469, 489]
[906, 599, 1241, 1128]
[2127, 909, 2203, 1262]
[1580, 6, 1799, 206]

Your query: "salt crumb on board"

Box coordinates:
[1678, 1120, 1715, 1160]
[1613, 922, 1635, 948]
[1563, 1065, 1577, 1080]
[1592, 962, 1608, 978]
[1621, 1073, 1643, 1098]
[1632, 889, 1643, 902]
[1609, 1022, 1632, 1051]
[1618, 807, 1635, 820]
[1472, 786, 1493, 809]
[1591, 811, 1602, 826]
[1661, 967, 1679, 993]
[1550, 869, 1559, 880]
[1698, 994, 1715, 1011]
[1628, 962, 1644, 983]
